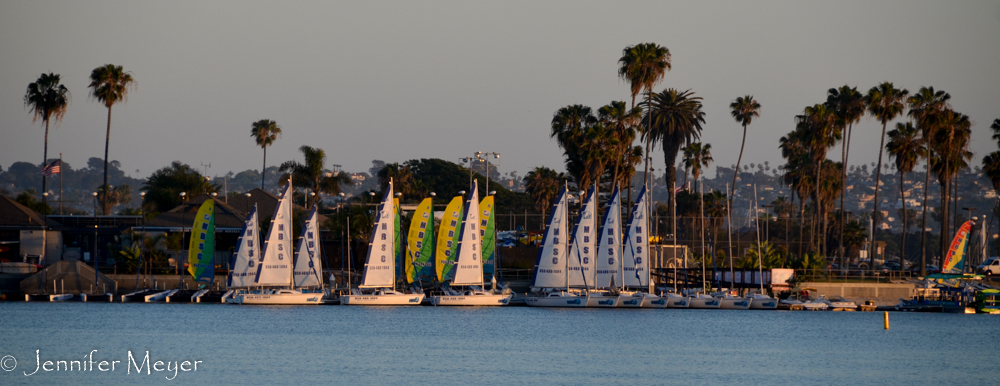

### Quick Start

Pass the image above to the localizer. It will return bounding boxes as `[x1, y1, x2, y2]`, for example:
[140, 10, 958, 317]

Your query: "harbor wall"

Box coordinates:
[801, 282, 915, 303]
[108, 274, 229, 293]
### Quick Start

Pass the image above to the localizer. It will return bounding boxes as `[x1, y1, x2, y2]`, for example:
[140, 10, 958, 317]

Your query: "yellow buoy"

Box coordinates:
[884, 311, 889, 330]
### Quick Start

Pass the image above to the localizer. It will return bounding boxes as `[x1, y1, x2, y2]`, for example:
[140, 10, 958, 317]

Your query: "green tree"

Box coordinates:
[618, 43, 671, 190]
[597, 101, 642, 190]
[907, 86, 950, 276]
[886, 122, 925, 266]
[865, 82, 908, 271]
[796, 104, 842, 254]
[523, 167, 565, 222]
[15, 189, 52, 215]
[97, 184, 133, 215]
[24, 73, 70, 205]
[682, 142, 712, 192]
[142, 162, 217, 213]
[88, 64, 137, 215]
[929, 109, 972, 262]
[376, 162, 421, 198]
[825, 85, 865, 262]
[279, 145, 351, 207]
[251, 119, 282, 190]
[729, 95, 761, 193]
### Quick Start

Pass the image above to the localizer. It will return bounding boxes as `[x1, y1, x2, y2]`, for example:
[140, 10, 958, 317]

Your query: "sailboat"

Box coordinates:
[526, 185, 588, 307]
[436, 193, 464, 284]
[292, 206, 325, 293]
[229, 179, 322, 305]
[341, 180, 425, 305]
[404, 196, 436, 289]
[431, 181, 513, 306]
[618, 185, 665, 308]
[589, 185, 621, 308]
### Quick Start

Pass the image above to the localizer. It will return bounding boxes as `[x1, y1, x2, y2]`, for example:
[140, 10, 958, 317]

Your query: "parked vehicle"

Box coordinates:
[977, 257, 1000, 275]
[880, 261, 902, 273]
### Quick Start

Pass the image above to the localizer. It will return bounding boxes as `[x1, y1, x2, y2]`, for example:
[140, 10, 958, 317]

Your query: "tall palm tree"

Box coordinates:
[886, 122, 925, 269]
[279, 145, 351, 207]
[375, 162, 421, 198]
[24, 73, 70, 205]
[88, 64, 136, 215]
[251, 119, 282, 190]
[618, 43, 671, 190]
[551, 105, 597, 188]
[682, 142, 713, 192]
[779, 129, 812, 256]
[907, 86, 950, 275]
[645, 88, 706, 249]
[729, 95, 761, 192]
[930, 109, 972, 263]
[597, 101, 643, 188]
[796, 104, 842, 254]
[523, 167, 564, 223]
[865, 82, 908, 270]
[825, 85, 865, 262]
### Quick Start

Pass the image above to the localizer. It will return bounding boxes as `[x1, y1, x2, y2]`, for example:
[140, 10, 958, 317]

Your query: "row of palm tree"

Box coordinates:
[23, 65, 136, 215]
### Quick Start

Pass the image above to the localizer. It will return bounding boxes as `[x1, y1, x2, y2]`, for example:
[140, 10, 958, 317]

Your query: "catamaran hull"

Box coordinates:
[341, 294, 425, 306]
[642, 296, 667, 308]
[718, 298, 752, 310]
[431, 294, 512, 306]
[229, 293, 323, 305]
[586, 295, 620, 307]
[525, 296, 588, 307]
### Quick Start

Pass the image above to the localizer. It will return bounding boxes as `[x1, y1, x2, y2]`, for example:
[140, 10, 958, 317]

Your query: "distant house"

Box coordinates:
[0, 196, 61, 265]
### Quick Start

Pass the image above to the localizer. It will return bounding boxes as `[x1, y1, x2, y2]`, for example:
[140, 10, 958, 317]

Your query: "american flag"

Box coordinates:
[42, 159, 61, 176]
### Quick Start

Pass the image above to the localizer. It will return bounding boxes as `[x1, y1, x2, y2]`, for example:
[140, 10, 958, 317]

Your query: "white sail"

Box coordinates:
[451, 181, 482, 286]
[360, 181, 396, 288]
[293, 206, 323, 288]
[255, 180, 294, 286]
[567, 185, 596, 288]
[228, 204, 260, 288]
[594, 186, 622, 288]
[622, 185, 649, 288]
[531, 186, 568, 289]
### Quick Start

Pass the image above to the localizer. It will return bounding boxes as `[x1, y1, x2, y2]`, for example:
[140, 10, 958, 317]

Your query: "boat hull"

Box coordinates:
[718, 297, 752, 310]
[748, 297, 778, 309]
[586, 294, 620, 307]
[145, 289, 177, 302]
[341, 293, 425, 306]
[525, 295, 588, 307]
[689, 297, 720, 309]
[642, 295, 667, 308]
[229, 292, 324, 305]
[431, 293, 512, 306]
[666, 295, 690, 308]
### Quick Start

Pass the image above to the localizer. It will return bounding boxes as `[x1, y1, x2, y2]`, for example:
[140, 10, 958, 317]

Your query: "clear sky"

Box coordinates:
[2, 1, 999, 182]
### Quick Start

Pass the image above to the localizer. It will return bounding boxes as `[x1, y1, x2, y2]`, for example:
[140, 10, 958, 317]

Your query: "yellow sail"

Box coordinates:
[406, 198, 435, 284]
[435, 195, 464, 282]
[187, 199, 215, 284]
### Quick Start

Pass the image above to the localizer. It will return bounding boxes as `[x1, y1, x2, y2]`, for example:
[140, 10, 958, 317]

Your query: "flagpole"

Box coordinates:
[59, 154, 63, 215]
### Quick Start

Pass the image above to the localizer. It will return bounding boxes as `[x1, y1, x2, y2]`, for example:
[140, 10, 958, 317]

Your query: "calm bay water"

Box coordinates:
[1, 303, 997, 385]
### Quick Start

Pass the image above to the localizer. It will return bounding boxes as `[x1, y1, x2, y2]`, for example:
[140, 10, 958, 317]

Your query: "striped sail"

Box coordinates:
[451, 181, 482, 286]
[228, 205, 259, 288]
[480, 195, 496, 279]
[622, 185, 648, 288]
[531, 186, 568, 288]
[405, 198, 435, 284]
[594, 186, 622, 288]
[943, 220, 974, 273]
[567, 185, 596, 288]
[361, 182, 396, 288]
[293, 206, 322, 288]
[187, 199, 215, 284]
[435, 195, 464, 282]
[255, 180, 293, 286]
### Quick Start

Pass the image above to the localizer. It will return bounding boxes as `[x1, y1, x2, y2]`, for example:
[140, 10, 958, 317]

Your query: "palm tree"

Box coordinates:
[886, 122, 925, 269]
[907, 86, 950, 276]
[279, 145, 351, 207]
[779, 129, 813, 256]
[597, 101, 643, 189]
[991, 118, 1000, 143]
[375, 162, 421, 198]
[930, 109, 972, 263]
[825, 85, 865, 262]
[618, 43, 671, 189]
[523, 167, 564, 224]
[251, 119, 282, 190]
[88, 64, 136, 215]
[24, 73, 70, 206]
[729, 95, 761, 192]
[645, 88, 706, 247]
[682, 142, 713, 192]
[551, 105, 596, 188]
[865, 82, 908, 270]
[796, 104, 842, 254]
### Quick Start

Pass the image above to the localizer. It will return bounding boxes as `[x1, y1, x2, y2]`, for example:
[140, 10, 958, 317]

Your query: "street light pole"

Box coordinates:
[92, 191, 98, 292]
[140, 191, 146, 289]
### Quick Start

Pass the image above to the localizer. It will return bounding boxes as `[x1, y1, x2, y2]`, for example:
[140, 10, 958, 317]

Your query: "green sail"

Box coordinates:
[187, 199, 215, 284]
[435, 195, 463, 282]
[480, 195, 496, 278]
[405, 197, 435, 285]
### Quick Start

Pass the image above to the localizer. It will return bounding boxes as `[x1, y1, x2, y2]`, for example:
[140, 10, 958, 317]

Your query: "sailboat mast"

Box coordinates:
[753, 184, 764, 293]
